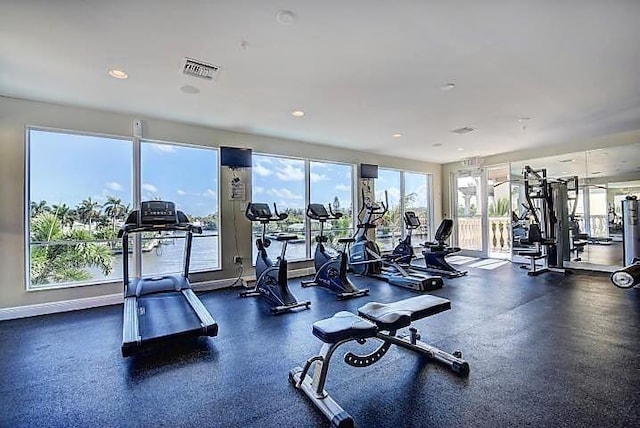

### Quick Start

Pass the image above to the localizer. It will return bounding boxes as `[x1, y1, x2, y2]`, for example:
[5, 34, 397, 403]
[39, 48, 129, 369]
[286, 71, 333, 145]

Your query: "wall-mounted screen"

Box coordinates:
[220, 146, 252, 168]
[360, 163, 378, 178]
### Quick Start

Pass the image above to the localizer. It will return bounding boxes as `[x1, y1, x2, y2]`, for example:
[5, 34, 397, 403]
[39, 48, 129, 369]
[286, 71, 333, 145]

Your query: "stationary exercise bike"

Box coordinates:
[240, 202, 311, 314]
[301, 203, 369, 299]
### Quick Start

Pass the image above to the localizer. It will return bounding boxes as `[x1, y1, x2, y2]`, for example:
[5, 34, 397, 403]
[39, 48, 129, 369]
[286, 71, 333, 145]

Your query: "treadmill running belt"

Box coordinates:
[138, 293, 202, 341]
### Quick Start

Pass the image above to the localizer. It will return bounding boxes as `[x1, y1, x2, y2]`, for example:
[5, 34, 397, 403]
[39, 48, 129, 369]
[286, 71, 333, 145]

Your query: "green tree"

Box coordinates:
[103, 196, 125, 232]
[77, 197, 100, 230]
[30, 200, 50, 217]
[30, 212, 112, 285]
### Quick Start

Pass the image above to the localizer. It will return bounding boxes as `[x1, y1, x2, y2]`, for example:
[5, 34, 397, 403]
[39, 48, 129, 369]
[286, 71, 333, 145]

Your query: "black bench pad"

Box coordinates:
[358, 295, 451, 331]
[312, 311, 377, 343]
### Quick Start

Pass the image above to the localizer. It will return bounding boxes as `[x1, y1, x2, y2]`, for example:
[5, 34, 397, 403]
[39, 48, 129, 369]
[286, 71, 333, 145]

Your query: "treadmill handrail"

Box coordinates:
[118, 223, 202, 238]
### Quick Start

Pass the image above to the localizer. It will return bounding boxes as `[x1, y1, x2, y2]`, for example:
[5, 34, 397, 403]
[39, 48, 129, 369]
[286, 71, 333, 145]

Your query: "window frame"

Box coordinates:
[251, 152, 358, 263]
[24, 127, 222, 291]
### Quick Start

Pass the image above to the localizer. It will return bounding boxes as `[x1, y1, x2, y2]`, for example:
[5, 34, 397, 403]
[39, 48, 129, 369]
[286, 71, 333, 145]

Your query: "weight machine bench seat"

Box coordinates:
[312, 311, 377, 343]
[358, 295, 451, 331]
[275, 233, 299, 241]
[312, 296, 452, 344]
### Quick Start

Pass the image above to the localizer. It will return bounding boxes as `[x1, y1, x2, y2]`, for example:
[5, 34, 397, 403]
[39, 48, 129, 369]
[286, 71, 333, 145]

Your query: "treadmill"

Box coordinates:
[119, 201, 218, 357]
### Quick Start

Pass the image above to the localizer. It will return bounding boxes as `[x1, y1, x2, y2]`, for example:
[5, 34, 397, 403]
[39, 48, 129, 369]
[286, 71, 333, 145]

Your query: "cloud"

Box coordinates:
[310, 172, 328, 183]
[203, 189, 217, 198]
[377, 187, 401, 206]
[254, 186, 265, 194]
[105, 181, 123, 191]
[335, 184, 351, 191]
[268, 187, 302, 200]
[142, 183, 158, 193]
[254, 163, 272, 177]
[176, 189, 187, 195]
[151, 144, 176, 152]
[276, 164, 304, 181]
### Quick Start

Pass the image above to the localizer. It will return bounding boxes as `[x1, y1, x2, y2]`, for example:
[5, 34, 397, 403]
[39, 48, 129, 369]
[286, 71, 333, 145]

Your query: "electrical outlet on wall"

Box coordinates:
[233, 256, 242, 264]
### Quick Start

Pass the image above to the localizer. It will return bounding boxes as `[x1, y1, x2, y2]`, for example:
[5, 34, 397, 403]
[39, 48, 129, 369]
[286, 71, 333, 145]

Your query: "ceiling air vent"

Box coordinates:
[182, 58, 220, 80]
[451, 127, 476, 135]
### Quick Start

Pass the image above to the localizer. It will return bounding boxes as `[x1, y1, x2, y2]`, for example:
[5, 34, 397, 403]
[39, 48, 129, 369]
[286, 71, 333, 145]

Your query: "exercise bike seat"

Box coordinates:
[275, 233, 299, 241]
[312, 311, 377, 343]
[358, 295, 451, 331]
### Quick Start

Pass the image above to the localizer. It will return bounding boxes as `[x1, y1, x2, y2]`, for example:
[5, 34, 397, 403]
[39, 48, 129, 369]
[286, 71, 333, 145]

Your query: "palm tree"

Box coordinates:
[77, 198, 100, 230]
[30, 200, 50, 217]
[51, 203, 74, 227]
[29, 212, 112, 285]
[103, 196, 125, 232]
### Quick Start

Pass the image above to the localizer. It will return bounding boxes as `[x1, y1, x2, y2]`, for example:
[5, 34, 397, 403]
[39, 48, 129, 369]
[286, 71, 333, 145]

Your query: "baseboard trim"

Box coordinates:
[0, 293, 123, 321]
[0, 268, 316, 321]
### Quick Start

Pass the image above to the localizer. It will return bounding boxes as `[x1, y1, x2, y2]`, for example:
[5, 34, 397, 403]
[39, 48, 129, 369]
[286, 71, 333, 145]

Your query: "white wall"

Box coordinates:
[0, 96, 442, 310]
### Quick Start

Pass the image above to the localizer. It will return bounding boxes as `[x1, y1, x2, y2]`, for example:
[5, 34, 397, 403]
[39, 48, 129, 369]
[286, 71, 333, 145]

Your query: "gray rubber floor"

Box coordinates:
[1, 262, 639, 428]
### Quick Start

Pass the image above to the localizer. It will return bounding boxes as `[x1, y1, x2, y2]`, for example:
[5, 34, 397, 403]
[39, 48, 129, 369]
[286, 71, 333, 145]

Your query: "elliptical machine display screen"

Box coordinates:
[139, 201, 178, 225]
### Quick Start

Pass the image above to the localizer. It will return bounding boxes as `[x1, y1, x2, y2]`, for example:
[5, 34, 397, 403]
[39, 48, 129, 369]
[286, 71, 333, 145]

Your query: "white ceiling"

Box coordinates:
[1, 0, 640, 163]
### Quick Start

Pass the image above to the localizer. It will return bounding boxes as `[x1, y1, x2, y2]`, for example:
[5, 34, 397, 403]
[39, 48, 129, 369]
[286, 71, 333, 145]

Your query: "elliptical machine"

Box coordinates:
[241, 202, 311, 314]
[301, 203, 369, 299]
[349, 190, 443, 292]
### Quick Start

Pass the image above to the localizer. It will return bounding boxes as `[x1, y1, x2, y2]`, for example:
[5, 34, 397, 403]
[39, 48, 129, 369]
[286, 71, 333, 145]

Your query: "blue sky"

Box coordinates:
[30, 130, 430, 219]
[30, 130, 218, 217]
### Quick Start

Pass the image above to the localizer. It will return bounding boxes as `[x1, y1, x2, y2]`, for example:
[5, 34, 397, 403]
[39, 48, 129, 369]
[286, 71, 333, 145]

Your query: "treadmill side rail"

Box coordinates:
[122, 297, 141, 357]
[182, 289, 219, 336]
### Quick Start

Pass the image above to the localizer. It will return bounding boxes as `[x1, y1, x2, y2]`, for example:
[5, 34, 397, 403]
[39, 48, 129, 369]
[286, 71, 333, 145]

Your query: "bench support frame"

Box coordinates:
[289, 323, 469, 428]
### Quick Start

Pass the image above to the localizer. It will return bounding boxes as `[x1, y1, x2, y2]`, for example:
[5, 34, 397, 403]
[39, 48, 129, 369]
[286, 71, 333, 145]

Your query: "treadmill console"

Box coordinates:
[139, 201, 178, 225]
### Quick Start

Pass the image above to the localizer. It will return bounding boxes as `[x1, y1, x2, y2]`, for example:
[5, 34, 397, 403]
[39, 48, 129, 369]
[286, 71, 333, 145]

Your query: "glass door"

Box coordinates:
[487, 166, 511, 259]
[453, 171, 486, 257]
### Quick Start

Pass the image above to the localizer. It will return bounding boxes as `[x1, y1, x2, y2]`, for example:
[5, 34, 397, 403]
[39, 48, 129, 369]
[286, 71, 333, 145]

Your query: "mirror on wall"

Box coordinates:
[509, 143, 640, 272]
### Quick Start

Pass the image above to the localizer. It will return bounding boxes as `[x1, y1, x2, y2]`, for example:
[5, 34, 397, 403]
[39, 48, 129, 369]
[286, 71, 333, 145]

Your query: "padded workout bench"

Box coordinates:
[289, 295, 469, 428]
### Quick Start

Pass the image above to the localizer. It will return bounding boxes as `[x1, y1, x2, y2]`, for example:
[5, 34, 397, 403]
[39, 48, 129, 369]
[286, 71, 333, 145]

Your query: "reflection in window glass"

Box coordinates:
[140, 142, 220, 275]
[310, 161, 354, 251]
[252, 154, 307, 262]
[404, 172, 431, 244]
[28, 129, 132, 288]
[376, 168, 402, 251]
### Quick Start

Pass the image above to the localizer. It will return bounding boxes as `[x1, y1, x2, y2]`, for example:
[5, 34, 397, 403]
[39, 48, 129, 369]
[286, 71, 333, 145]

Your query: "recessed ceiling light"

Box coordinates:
[392, 133, 403, 138]
[180, 85, 200, 94]
[432, 143, 443, 147]
[457, 147, 464, 151]
[600, 152, 608, 156]
[108, 69, 128, 79]
[518, 117, 531, 122]
[276, 10, 297, 25]
[440, 83, 455, 91]
[291, 110, 305, 117]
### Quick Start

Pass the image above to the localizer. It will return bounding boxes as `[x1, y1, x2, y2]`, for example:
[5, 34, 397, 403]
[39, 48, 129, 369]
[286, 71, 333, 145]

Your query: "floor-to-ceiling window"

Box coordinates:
[375, 169, 432, 251]
[27, 129, 133, 288]
[140, 141, 220, 275]
[251, 154, 308, 262]
[26, 129, 221, 289]
[376, 169, 402, 251]
[404, 172, 432, 244]
[309, 161, 354, 250]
